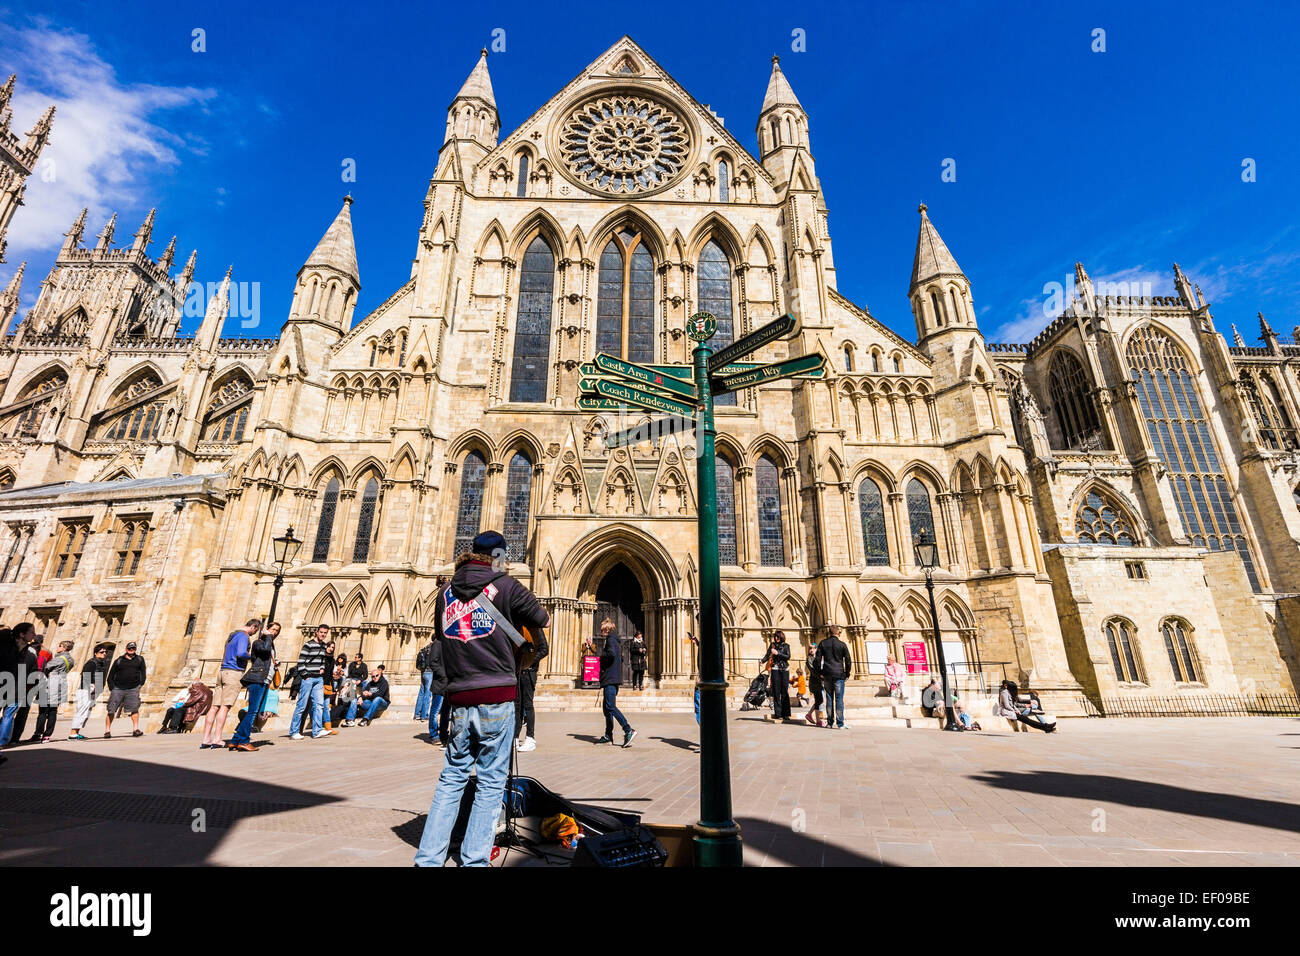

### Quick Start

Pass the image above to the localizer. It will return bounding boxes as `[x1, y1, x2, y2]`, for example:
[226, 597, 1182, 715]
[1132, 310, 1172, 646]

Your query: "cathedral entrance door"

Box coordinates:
[592, 562, 643, 688]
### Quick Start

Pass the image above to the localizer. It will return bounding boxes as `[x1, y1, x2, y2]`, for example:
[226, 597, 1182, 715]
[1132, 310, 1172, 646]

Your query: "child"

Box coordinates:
[790, 666, 808, 707]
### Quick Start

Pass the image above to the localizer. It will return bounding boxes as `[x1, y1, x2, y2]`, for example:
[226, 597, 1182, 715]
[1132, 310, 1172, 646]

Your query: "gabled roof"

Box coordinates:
[302, 197, 360, 287]
[910, 203, 965, 294]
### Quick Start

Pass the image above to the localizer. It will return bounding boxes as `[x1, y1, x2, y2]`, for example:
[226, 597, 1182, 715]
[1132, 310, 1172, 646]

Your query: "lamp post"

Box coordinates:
[267, 526, 302, 625]
[913, 528, 960, 731]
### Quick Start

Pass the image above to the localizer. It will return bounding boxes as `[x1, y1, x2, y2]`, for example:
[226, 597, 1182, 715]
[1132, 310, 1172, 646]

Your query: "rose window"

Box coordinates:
[559, 94, 690, 194]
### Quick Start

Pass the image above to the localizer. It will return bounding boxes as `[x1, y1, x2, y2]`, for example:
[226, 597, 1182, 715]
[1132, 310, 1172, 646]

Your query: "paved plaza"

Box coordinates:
[1, 713, 1298, 866]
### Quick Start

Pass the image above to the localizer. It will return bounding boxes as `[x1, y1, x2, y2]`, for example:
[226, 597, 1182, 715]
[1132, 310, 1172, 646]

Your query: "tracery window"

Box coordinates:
[312, 478, 340, 562]
[503, 452, 533, 563]
[8, 369, 67, 437]
[716, 455, 738, 565]
[202, 377, 253, 442]
[1127, 326, 1260, 590]
[105, 401, 164, 441]
[1242, 371, 1295, 450]
[453, 451, 488, 557]
[697, 240, 735, 406]
[51, 520, 91, 580]
[1048, 350, 1103, 449]
[756, 455, 785, 567]
[1161, 618, 1201, 683]
[112, 516, 151, 577]
[595, 228, 654, 363]
[1103, 617, 1144, 683]
[1, 523, 32, 583]
[352, 478, 379, 563]
[859, 478, 889, 566]
[1075, 489, 1137, 545]
[906, 477, 936, 547]
[509, 237, 555, 403]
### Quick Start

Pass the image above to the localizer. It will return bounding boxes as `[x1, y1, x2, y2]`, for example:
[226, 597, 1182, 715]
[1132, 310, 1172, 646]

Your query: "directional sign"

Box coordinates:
[605, 414, 697, 449]
[576, 396, 630, 411]
[578, 377, 604, 393]
[593, 353, 698, 400]
[594, 380, 698, 418]
[581, 361, 759, 379]
[708, 313, 797, 372]
[712, 353, 827, 394]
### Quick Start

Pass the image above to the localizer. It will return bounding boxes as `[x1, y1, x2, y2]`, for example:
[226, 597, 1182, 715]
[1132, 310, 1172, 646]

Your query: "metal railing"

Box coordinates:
[1092, 693, 1300, 718]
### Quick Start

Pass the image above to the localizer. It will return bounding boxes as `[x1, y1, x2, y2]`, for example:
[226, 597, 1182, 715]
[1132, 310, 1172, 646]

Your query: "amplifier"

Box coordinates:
[572, 825, 669, 868]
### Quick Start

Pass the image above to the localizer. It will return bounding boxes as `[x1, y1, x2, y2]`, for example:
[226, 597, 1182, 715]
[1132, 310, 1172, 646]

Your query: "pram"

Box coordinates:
[740, 671, 770, 711]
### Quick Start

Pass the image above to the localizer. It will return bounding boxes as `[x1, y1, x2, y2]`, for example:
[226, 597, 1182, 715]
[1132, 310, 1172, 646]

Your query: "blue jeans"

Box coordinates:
[602, 684, 631, 737]
[694, 688, 700, 726]
[0, 703, 18, 747]
[347, 696, 388, 721]
[289, 676, 326, 736]
[824, 678, 846, 727]
[230, 683, 268, 745]
[414, 670, 434, 720]
[427, 694, 444, 739]
[414, 701, 515, 867]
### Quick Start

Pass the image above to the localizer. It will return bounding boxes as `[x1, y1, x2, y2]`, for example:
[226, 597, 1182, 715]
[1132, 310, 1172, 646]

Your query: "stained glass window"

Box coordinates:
[454, 451, 488, 557]
[698, 240, 735, 406]
[629, 240, 654, 364]
[756, 455, 785, 567]
[716, 455, 738, 565]
[1048, 350, 1104, 449]
[717, 161, 729, 202]
[352, 478, 379, 563]
[516, 154, 530, 198]
[595, 229, 654, 362]
[906, 478, 935, 547]
[1127, 326, 1260, 590]
[1075, 489, 1136, 545]
[859, 478, 889, 566]
[504, 452, 533, 563]
[844, 347, 853, 372]
[312, 478, 339, 562]
[596, 240, 623, 357]
[113, 517, 150, 576]
[1162, 618, 1200, 682]
[510, 237, 554, 403]
[1104, 618, 1143, 683]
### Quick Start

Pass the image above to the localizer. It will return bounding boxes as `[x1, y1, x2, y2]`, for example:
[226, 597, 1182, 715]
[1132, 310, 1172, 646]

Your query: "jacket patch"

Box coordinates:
[442, 583, 499, 643]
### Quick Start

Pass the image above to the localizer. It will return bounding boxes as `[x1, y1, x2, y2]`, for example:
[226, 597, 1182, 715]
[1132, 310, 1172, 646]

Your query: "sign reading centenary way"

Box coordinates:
[711, 352, 827, 394]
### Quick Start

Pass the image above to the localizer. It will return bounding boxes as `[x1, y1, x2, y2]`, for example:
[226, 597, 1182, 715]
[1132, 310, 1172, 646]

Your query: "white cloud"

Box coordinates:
[989, 266, 1172, 343]
[1, 19, 215, 259]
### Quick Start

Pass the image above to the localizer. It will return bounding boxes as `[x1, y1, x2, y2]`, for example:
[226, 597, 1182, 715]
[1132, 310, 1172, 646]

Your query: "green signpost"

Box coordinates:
[604, 414, 696, 449]
[712, 352, 827, 394]
[593, 354, 697, 399]
[708, 312, 796, 371]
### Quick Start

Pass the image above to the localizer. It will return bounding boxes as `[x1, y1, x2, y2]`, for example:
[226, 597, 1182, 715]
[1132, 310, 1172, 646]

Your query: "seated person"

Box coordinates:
[345, 666, 390, 725]
[953, 693, 980, 731]
[920, 678, 941, 718]
[158, 688, 190, 733]
[883, 655, 906, 699]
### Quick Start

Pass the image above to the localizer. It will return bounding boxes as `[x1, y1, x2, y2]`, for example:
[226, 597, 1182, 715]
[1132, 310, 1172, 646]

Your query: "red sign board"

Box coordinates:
[903, 642, 929, 674]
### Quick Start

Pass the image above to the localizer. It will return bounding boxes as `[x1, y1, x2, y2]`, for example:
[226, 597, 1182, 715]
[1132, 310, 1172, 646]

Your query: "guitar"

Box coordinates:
[515, 625, 544, 673]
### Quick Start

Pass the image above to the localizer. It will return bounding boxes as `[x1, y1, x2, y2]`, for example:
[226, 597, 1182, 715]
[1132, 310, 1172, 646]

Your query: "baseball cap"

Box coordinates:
[126, 641, 137, 650]
[472, 530, 507, 554]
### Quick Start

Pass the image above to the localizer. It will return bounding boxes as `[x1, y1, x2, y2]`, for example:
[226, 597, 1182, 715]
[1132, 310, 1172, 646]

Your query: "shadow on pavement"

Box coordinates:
[649, 736, 698, 752]
[735, 816, 888, 867]
[971, 770, 1300, 834]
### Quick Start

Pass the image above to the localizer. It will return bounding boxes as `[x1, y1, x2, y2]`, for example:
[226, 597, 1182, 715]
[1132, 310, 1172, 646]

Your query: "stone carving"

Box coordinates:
[558, 94, 690, 195]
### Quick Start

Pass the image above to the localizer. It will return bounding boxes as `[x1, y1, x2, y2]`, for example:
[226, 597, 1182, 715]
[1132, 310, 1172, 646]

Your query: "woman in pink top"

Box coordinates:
[883, 656, 906, 698]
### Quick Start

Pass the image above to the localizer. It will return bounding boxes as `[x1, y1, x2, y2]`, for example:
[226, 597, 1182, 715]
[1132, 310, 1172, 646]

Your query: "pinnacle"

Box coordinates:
[910, 204, 965, 293]
[302, 197, 360, 287]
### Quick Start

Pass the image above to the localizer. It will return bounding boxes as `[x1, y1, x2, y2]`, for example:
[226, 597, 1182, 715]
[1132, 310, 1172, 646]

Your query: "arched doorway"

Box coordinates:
[592, 562, 643, 687]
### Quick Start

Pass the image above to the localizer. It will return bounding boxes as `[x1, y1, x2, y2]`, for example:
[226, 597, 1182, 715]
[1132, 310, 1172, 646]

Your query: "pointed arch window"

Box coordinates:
[1104, 617, 1144, 683]
[859, 478, 889, 566]
[510, 236, 555, 403]
[369, 342, 377, 368]
[717, 161, 729, 202]
[1127, 326, 1260, 590]
[1243, 371, 1295, 450]
[503, 452, 533, 563]
[1076, 488, 1137, 545]
[871, 352, 881, 373]
[843, 346, 853, 372]
[756, 455, 786, 567]
[1048, 350, 1103, 450]
[1162, 618, 1201, 683]
[892, 356, 902, 373]
[516, 154, 530, 198]
[697, 239, 736, 406]
[930, 291, 945, 327]
[906, 478, 936, 549]
[453, 451, 488, 557]
[716, 454, 738, 565]
[352, 478, 379, 563]
[596, 228, 654, 363]
[398, 331, 408, 368]
[312, 478, 340, 562]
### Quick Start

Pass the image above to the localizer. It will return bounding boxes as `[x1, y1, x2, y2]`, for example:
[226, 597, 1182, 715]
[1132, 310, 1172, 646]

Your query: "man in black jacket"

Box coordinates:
[68, 643, 110, 740]
[414, 531, 550, 867]
[105, 642, 147, 738]
[760, 630, 792, 720]
[813, 625, 852, 729]
[586, 618, 635, 747]
[351, 666, 390, 725]
[514, 621, 548, 752]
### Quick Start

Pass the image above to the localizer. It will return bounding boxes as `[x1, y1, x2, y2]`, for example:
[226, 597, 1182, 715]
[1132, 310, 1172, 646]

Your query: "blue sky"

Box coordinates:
[2, 0, 1298, 344]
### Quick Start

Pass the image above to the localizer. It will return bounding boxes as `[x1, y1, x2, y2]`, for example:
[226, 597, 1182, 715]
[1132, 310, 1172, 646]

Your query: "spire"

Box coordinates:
[0, 261, 22, 331]
[761, 55, 803, 114]
[94, 212, 117, 252]
[301, 196, 360, 287]
[1260, 311, 1279, 352]
[181, 248, 197, 287]
[158, 235, 177, 272]
[0, 75, 13, 113]
[132, 207, 156, 252]
[453, 48, 496, 109]
[197, 265, 233, 350]
[909, 203, 965, 293]
[62, 207, 88, 253]
[1231, 324, 1245, 347]
[3, 260, 25, 296]
[1074, 261, 1096, 314]
[24, 104, 54, 150]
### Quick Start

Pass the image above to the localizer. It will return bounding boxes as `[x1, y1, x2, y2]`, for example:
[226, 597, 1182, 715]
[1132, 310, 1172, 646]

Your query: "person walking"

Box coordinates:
[427, 637, 448, 746]
[629, 632, 647, 691]
[814, 625, 852, 729]
[414, 531, 551, 867]
[288, 625, 331, 740]
[0, 626, 26, 756]
[5, 622, 37, 743]
[587, 618, 635, 747]
[68, 643, 110, 740]
[804, 642, 825, 727]
[33, 640, 74, 741]
[514, 623, 547, 752]
[202, 618, 261, 749]
[414, 640, 435, 722]
[227, 621, 278, 751]
[104, 641, 147, 738]
[760, 630, 792, 721]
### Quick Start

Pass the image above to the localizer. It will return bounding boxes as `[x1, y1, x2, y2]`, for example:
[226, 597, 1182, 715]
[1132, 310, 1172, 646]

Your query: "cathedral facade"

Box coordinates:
[0, 41, 1294, 716]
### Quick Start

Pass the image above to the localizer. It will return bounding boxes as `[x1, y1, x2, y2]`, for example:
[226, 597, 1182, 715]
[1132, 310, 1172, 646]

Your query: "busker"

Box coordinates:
[813, 625, 852, 729]
[587, 618, 635, 747]
[68, 644, 110, 740]
[760, 629, 792, 721]
[203, 618, 261, 750]
[415, 531, 550, 867]
[104, 641, 147, 738]
[228, 621, 279, 751]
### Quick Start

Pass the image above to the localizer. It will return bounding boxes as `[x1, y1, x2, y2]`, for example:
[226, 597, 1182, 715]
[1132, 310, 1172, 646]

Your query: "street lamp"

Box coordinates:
[913, 528, 961, 731]
[267, 526, 302, 625]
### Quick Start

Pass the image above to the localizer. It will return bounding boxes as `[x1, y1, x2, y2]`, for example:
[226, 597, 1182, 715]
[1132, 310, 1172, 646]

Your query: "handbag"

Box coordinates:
[271, 666, 283, 690]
